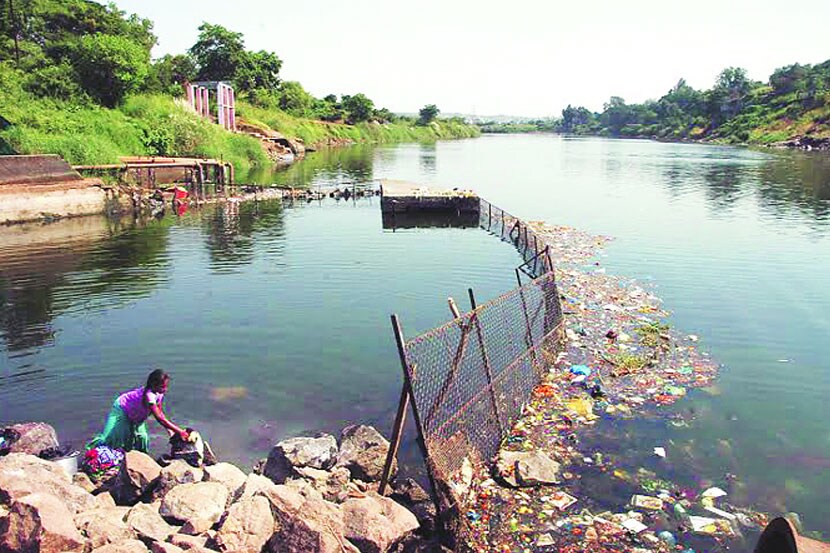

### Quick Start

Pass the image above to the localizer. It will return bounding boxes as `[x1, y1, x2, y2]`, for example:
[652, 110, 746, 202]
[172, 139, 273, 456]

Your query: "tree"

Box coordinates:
[342, 93, 374, 123]
[560, 104, 594, 132]
[146, 54, 196, 95]
[235, 49, 281, 92]
[72, 33, 149, 107]
[189, 23, 246, 82]
[709, 67, 752, 121]
[374, 107, 395, 123]
[276, 80, 314, 116]
[418, 104, 439, 125]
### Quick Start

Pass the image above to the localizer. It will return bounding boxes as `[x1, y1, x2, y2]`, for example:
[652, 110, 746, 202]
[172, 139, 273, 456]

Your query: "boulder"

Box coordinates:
[341, 492, 419, 553]
[74, 507, 132, 548]
[94, 492, 118, 509]
[0, 453, 95, 514]
[496, 450, 561, 487]
[155, 461, 203, 500]
[126, 502, 175, 543]
[1, 422, 59, 456]
[112, 451, 162, 505]
[213, 496, 274, 553]
[91, 539, 149, 553]
[237, 473, 277, 502]
[265, 496, 357, 553]
[336, 425, 394, 482]
[73, 472, 98, 494]
[263, 434, 338, 484]
[168, 533, 209, 550]
[202, 463, 246, 501]
[179, 517, 213, 536]
[390, 479, 435, 533]
[149, 542, 185, 553]
[293, 466, 351, 503]
[159, 482, 228, 524]
[0, 492, 86, 553]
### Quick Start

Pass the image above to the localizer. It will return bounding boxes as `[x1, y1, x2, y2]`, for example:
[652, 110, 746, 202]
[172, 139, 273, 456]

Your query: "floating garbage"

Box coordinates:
[460, 222, 766, 553]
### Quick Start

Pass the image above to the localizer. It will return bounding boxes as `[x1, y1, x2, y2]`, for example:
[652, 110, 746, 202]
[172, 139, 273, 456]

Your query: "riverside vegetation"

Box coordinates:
[0, 1, 478, 174]
[482, 63, 830, 147]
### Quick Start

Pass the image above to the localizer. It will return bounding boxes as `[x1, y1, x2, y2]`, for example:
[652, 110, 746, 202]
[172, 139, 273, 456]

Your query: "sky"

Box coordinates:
[112, 0, 830, 118]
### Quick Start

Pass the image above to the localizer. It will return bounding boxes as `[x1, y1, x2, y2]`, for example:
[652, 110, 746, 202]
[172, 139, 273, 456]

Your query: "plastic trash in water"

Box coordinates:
[658, 531, 676, 547]
[569, 364, 591, 383]
[653, 446, 667, 458]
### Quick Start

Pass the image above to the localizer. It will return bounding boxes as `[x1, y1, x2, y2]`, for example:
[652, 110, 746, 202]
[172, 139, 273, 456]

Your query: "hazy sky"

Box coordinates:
[112, 0, 830, 117]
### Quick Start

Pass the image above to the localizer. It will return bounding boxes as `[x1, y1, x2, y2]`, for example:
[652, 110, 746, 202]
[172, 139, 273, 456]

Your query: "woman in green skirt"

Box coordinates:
[89, 369, 189, 453]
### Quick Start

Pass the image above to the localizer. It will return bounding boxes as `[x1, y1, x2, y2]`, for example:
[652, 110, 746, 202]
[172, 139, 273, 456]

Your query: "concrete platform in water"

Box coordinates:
[379, 179, 479, 214]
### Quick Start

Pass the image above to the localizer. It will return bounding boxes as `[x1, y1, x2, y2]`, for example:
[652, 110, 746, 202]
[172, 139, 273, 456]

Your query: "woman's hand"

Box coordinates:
[178, 429, 190, 442]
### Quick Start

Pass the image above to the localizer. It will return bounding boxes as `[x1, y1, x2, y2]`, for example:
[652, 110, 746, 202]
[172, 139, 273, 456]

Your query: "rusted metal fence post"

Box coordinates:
[389, 315, 442, 520]
[378, 385, 409, 495]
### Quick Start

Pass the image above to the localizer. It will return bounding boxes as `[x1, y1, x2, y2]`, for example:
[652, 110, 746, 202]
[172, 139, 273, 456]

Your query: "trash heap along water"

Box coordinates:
[458, 222, 772, 553]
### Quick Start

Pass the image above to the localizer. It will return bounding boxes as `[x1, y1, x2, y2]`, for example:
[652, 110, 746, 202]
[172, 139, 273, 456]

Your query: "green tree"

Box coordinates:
[276, 80, 314, 116]
[235, 49, 281, 92]
[374, 107, 395, 123]
[418, 104, 439, 125]
[560, 104, 595, 132]
[189, 23, 246, 82]
[342, 93, 374, 123]
[72, 33, 149, 107]
[146, 53, 196, 95]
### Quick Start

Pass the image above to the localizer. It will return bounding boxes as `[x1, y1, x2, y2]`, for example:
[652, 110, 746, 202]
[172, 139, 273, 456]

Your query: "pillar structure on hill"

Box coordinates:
[183, 81, 235, 131]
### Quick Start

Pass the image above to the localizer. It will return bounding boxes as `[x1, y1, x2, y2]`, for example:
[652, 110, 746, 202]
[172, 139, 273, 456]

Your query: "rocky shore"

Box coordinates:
[0, 422, 443, 553]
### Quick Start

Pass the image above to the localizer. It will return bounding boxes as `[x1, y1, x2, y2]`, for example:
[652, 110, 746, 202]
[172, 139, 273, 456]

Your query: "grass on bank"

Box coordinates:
[1, 63, 479, 174]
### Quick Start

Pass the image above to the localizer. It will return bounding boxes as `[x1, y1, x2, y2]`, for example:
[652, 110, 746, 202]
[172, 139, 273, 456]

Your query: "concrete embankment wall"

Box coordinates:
[0, 155, 109, 224]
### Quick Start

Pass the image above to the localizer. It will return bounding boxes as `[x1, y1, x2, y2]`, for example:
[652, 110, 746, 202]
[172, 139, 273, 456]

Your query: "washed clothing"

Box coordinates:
[87, 400, 150, 453]
[117, 386, 163, 424]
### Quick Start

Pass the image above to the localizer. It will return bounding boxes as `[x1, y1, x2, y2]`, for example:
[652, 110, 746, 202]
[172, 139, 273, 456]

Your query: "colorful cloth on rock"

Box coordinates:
[82, 444, 125, 480]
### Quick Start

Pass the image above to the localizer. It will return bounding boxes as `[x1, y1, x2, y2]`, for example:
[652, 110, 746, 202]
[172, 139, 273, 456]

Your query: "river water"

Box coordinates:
[1, 135, 829, 536]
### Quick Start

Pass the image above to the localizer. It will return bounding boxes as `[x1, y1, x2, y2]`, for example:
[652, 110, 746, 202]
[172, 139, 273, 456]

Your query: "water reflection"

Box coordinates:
[199, 199, 286, 272]
[0, 216, 172, 356]
[755, 151, 830, 224]
[419, 143, 437, 174]
[239, 145, 375, 188]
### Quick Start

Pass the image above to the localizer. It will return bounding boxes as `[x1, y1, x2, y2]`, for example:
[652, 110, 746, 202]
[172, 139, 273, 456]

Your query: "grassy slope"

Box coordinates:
[0, 64, 479, 173]
[238, 101, 480, 146]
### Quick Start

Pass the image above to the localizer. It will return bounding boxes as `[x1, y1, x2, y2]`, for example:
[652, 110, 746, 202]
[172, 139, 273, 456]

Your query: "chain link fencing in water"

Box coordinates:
[396, 198, 564, 530]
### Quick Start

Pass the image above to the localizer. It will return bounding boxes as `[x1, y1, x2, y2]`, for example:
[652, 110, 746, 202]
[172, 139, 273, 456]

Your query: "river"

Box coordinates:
[1, 134, 829, 536]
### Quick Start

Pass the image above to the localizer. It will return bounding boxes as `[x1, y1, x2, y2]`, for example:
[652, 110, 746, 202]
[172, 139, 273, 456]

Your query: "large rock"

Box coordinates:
[0, 453, 95, 514]
[214, 496, 274, 553]
[336, 425, 394, 482]
[154, 461, 203, 500]
[1, 422, 59, 456]
[341, 493, 419, 553]
[203, 463, 246, 501]
[126, 502, 175, 543]
[496, 449, 561, 487]
[264, 493, 358, 553]
[112, 451, 162, 505]
[91, 539, 149, 553]
[293, 466, 352, 503]
[149, 542, 185, 553]
[74, 507, 133, 548]
[237, 473, 277, 502]
[168, 533, 209, 551]
[0, 492, 86, 553]
[263, 434, 338, 484]
[159, 482, 228, 524]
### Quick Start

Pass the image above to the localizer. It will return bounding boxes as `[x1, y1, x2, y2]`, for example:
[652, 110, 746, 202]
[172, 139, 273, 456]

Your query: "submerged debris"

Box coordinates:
[459, 223, 768, 553]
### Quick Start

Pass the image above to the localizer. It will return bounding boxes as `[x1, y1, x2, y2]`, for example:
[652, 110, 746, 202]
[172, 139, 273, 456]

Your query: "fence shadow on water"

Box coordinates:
[390, 198, 565, 541]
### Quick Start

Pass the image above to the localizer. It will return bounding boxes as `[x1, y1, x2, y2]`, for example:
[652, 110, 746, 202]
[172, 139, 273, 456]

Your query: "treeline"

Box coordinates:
[0, 1, 444, 123]
[552, 63, 830, 144]
[0, 1, 470, 167]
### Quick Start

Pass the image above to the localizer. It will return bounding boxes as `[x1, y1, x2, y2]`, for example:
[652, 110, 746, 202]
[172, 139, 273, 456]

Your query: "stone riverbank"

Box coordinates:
[0, 422, 444, 553]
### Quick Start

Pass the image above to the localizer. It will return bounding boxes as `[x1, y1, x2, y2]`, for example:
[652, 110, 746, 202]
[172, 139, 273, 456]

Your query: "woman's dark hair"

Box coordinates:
[145, 369, 169, 393]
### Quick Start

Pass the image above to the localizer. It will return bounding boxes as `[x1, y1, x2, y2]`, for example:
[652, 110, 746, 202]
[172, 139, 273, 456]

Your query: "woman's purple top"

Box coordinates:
[117, 386, 163, 424]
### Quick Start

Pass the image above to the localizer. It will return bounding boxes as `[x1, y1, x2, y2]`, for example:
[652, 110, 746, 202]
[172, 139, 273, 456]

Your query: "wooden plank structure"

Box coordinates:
[379, 179, 479, 215]
[72, 156, 234, 188]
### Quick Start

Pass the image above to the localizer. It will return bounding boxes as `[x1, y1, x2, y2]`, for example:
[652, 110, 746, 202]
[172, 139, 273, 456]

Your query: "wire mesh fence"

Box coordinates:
[479, 197, 552, 278]
[400, 269, 563, 488]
